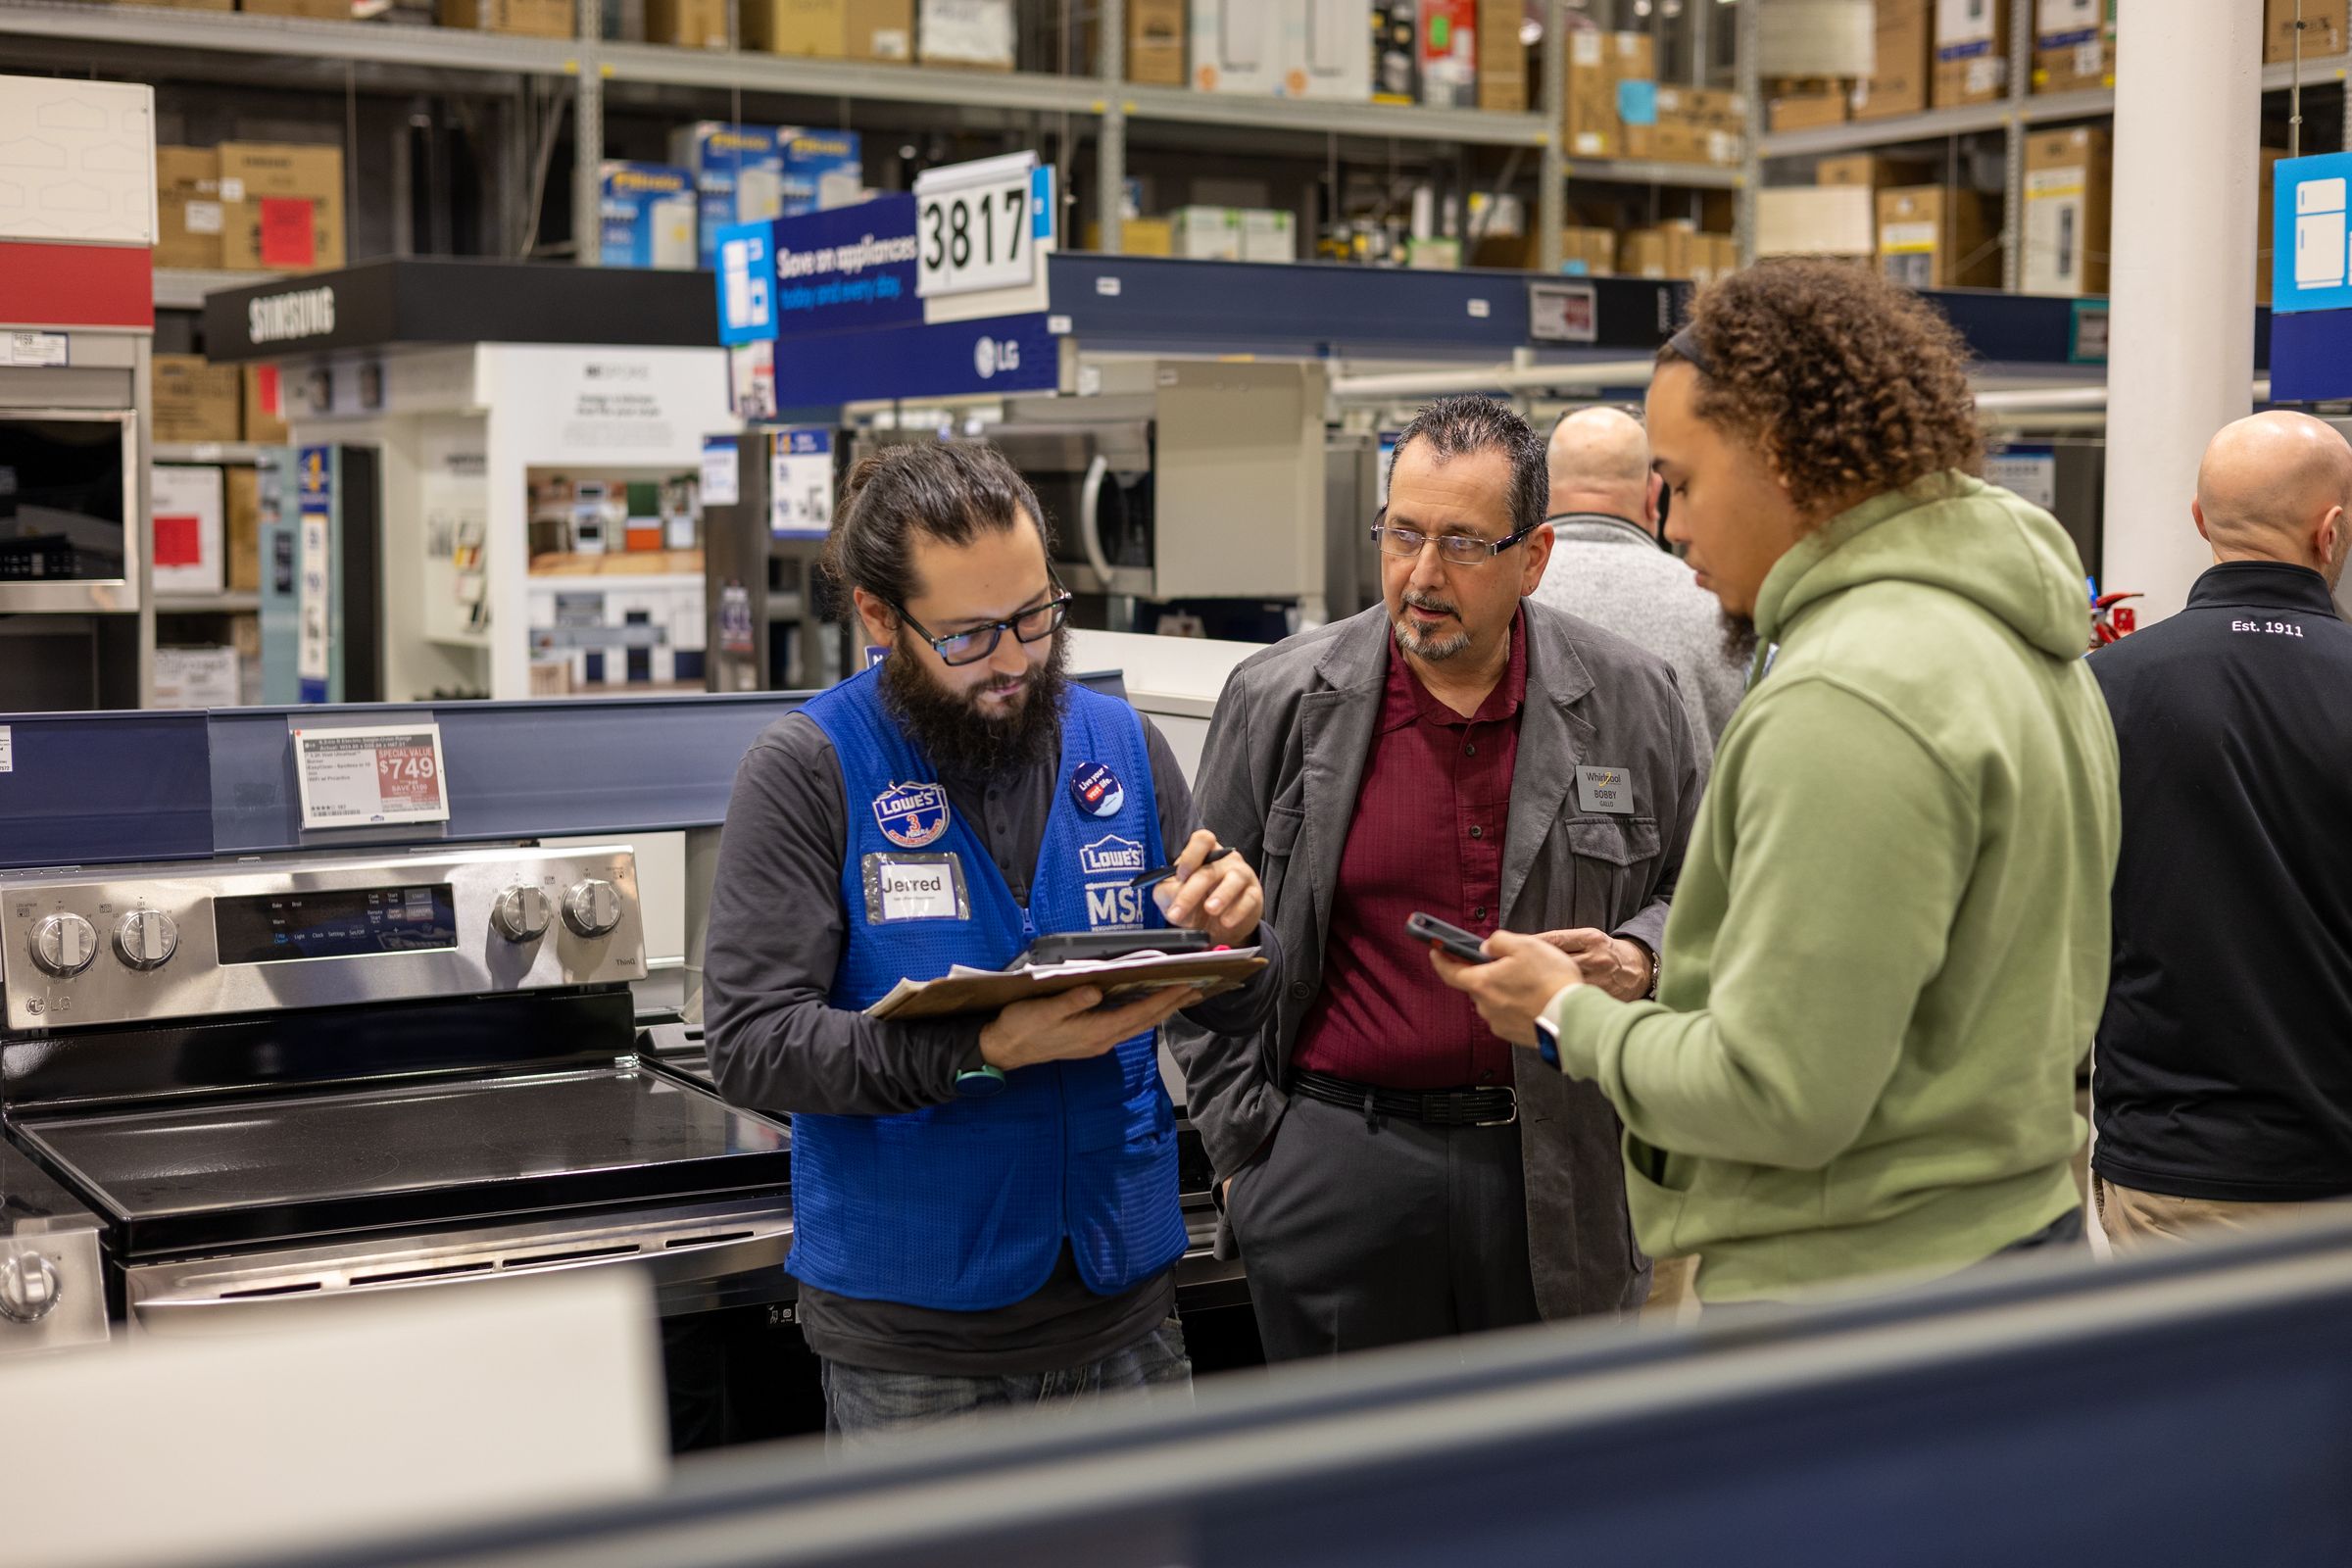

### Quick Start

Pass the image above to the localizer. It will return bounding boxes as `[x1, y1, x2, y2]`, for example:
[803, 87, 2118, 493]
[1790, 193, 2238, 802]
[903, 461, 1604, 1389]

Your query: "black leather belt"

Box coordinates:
[1290, 1068, 1517, 1129]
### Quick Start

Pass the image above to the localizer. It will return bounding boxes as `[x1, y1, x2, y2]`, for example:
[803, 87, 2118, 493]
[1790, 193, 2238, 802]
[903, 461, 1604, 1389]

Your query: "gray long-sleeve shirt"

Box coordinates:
[703, 703, 1283, 1375]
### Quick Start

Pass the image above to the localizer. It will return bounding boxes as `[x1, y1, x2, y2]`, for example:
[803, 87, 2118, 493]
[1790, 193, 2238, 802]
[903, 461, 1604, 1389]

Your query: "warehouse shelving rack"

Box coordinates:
[0, 0, 1767, 281]
[1757, 0, 2352, 290]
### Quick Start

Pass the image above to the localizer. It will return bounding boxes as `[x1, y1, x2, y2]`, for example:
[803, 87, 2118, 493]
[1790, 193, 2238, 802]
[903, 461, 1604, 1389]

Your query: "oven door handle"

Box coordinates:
[1078, 452, 1116, 586]
[131, 1224, 793, 1334]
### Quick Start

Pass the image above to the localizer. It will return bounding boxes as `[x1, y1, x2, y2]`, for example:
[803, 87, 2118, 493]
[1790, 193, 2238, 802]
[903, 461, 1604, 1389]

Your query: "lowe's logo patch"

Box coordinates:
[872, 781, 950, 848]
[1079, 834, 1147, 877]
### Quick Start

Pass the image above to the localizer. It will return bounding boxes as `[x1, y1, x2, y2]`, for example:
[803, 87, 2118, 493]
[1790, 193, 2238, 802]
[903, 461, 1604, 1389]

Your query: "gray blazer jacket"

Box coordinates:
[1168, 600, 1702, 1320]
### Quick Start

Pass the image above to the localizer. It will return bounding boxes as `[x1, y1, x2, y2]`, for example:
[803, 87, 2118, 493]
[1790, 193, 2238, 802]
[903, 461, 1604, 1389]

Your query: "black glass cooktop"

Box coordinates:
[16, 1066, 792, 1258]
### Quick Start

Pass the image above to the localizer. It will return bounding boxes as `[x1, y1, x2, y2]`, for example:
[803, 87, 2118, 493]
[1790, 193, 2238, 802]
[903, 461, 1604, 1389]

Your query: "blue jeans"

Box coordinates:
[820, 1316, 1193, 1448]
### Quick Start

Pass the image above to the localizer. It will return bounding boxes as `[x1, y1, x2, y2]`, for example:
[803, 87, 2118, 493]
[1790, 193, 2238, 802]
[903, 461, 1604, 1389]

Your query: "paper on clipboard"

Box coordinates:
[863, 947, 1265, 1021]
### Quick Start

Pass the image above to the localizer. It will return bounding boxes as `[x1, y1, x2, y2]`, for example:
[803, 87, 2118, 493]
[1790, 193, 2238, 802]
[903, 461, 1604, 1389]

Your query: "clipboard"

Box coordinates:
[863, 947, 1266, 1021]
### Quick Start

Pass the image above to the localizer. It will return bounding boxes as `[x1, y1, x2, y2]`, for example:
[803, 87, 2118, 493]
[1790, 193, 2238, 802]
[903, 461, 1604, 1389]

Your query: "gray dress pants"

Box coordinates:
[1227, 1090, 1543, 1360]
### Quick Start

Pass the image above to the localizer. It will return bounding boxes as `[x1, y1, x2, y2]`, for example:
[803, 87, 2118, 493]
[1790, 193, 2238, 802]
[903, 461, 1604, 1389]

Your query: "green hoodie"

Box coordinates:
[1549, 473, 2120, 1303]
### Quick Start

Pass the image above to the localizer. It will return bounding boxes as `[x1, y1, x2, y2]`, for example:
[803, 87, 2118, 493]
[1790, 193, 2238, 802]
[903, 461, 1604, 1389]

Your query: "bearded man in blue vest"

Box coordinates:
[704, 441, 1280, 1445]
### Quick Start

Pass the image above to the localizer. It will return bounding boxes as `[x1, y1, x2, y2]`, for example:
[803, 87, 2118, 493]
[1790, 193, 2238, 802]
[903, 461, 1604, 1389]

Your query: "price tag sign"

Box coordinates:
[915, 151, 1042, 301]
[293, 723, 452, 830]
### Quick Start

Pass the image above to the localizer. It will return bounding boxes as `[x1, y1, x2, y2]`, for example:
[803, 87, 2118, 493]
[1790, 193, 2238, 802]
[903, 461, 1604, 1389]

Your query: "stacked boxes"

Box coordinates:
[1615, 223, 1738, 282]
[152, 357, 242, 445]
[1128, 0, 1186, 83]
[1766, 78, 1848, 131]
[1564, 30, 1710, 159]
[644, 0, 730, 47]
[2266, 0, 2347, 61]
[1419, 0, 1477, 108]
[1934, 0, 2009, 108]
[156, 146, 226, 270]
[742, 0, 915, 58]
[1476, 0, 1525, 112]
[1854, 0, 1932, 120]
[671, 124, 783, 268]
[918, 0, 1016, 68]
[1168, 206, 1297, 262]
[1642, 86, 1747, 167]
[2034, 0, 2115, 93]
[1756, 185, 1876, 262]
[1191, 0, 1373, 102]
[1876, 185, 1997, 288]
[2021, 124, 2111, 295]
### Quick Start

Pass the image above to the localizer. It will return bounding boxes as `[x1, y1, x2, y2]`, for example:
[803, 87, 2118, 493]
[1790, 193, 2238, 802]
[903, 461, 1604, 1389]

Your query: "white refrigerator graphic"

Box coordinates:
[2296, 175, 2348, 290]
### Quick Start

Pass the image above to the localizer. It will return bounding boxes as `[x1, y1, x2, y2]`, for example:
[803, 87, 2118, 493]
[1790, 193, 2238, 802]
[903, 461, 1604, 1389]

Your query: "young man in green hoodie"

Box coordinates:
[1438, 260, 2121, 1305]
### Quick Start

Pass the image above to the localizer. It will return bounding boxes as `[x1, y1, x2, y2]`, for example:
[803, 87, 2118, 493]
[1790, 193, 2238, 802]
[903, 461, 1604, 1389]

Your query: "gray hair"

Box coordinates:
[1389, 394, 1548, 538]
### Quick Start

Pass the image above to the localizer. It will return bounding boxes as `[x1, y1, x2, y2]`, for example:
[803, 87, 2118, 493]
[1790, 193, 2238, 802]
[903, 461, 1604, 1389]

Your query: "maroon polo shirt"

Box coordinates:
[1292, 609, 1526, 1090]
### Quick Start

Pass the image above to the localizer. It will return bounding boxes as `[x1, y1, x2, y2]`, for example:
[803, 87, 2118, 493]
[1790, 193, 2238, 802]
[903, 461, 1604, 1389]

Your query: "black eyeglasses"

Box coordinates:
[891, 590, 1073, 666]
[1369, 517, 1545, 565]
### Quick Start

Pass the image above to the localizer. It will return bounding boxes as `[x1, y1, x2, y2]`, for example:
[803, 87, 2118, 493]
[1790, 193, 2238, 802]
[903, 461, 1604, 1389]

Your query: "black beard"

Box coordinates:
[1719, 611, 1760, 669]
[879, 627, 1070, 782]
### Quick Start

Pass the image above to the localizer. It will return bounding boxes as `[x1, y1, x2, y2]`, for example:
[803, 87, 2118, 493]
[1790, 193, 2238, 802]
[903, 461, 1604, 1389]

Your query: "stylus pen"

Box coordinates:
[1124, 846, 1235, 889]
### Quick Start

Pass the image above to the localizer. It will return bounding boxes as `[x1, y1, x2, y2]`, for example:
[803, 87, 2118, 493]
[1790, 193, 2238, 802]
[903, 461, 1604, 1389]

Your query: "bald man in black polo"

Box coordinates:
[2090, 410, 2352, 1247]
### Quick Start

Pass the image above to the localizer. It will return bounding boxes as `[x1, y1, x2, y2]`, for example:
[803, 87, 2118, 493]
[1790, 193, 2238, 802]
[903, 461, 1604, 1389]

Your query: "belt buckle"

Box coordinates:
[1475, 1088, 1518, 1128]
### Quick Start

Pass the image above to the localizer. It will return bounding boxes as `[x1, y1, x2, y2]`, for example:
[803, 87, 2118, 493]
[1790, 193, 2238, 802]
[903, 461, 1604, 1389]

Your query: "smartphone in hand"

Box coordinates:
[1406, 911, 1493, 964]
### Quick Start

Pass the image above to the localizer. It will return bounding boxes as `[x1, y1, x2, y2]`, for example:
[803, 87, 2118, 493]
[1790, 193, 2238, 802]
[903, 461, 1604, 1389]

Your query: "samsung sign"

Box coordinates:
[247, 286, 337, 345]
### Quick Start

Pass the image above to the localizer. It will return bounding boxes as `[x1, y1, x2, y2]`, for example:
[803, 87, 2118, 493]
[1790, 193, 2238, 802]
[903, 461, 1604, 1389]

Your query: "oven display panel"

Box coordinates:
[214, 884, 460, 964]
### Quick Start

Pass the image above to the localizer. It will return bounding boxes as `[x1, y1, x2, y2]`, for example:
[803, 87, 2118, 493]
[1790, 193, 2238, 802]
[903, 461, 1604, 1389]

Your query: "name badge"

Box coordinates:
[1576, 765, 1634, 815]
[861, 853, 970, 924]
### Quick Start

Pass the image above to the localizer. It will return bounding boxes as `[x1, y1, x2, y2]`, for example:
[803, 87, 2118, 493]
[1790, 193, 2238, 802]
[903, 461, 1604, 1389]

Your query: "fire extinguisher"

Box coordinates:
[2092, 590, 2141, 649]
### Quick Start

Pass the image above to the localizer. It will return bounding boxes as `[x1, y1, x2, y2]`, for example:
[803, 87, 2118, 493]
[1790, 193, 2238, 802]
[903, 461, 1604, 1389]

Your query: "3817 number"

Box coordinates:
[919, 183, 1030, 294]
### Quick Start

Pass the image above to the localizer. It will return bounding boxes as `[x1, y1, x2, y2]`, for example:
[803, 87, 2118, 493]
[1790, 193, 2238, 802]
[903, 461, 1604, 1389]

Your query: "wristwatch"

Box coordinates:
[954, 1039, 1007, 1098]
[1630, 938, 1659, 1001]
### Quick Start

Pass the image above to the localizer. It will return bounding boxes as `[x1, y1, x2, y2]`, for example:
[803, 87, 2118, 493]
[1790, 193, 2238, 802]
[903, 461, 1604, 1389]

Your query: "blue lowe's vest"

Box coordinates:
[791, 665, 1188, 1310]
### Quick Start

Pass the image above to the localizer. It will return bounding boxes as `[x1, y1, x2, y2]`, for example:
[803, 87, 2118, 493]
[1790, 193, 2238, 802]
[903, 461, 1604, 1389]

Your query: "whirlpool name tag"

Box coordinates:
[862, 853, 971, 923]
[1576, 766, 1634, 815]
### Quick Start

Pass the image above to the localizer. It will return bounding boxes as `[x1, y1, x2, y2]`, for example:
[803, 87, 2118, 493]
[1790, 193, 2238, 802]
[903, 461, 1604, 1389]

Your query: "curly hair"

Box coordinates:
[1658, 259, 1981, 516]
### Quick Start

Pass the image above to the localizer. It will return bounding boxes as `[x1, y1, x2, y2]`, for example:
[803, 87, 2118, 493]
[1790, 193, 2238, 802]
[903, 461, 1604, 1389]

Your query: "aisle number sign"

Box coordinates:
[914, 151, 1046, 301]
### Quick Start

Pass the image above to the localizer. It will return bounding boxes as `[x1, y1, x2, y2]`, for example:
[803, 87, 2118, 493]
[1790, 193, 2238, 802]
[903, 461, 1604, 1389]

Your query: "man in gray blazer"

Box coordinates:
[1169, 395, 1701, 1358]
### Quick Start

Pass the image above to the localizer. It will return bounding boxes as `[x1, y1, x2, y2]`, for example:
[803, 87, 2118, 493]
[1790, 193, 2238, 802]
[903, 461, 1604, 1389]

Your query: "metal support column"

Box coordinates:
[1734, 0, 1759, 265]
[1097, 0, 1126, 256]
[1538, 1, 1566, 272]
[570, 2, 604, 267]
[2103, 0, 2264, 621]
[2001, 0, 2031, 289]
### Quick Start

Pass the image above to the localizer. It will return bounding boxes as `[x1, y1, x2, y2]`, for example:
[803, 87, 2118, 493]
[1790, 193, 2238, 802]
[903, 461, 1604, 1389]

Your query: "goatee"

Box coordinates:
[880, 627, 1070, 781]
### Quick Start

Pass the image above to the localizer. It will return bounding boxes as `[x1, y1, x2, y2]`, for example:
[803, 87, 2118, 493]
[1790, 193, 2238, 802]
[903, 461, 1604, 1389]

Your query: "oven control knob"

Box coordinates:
[492, 885, 554, 942]
[29, 913, 97, 978]
[114, 908, 179, 970]
[0, 1251, 60, 1324]
[563, 878, 623, 938]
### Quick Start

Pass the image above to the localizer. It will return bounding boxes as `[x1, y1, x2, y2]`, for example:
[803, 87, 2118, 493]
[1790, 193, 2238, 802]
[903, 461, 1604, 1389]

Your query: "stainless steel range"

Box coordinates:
[0, 845, 807, 1443]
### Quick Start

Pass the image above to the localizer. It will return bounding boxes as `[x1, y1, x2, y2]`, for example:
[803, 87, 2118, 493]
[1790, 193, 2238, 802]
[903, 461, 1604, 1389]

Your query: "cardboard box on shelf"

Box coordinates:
[1876, 184, 1996, 288]
[438, 0, 574, 31]
[1818, 152, 1937, 190]
[670, 124, 781, 267]
[156, 146, 224, 271]
[2034, 0, 2114, 92]
[2021, 123, 2111, 295]
[1854, 0, 1931, 121]
[2267, 0, 2347, 63]
[243, 364, 288, 445]
[1658, 85, 1747, 131]
[1607, 28, 1654, 82]
[152, 357, 242, 445]
[919, 0, 1015, 68]
[598, 162, 699, 270]
[1756, 184, 1876, 260]
[844, 0, 913, 57]
[1170, 205, 1242, 261]
[218, 142, 346, 272]
[1555, 225, 1616, 276]
[1406, 237, 1461, 270]
[1477, 0, 1525, 112]
[1768, 79, 1849, 131]
[1128, 0, 1185, 84]
[1241, 208, 1296, 262]
[1564, 30, 1619, 157]
[1934, 0, 2009, 107]
[1618, 228, 1669, 279]
[241, 0, 351, 17]
[150, 466, 226, 598]
[1082, 217, 1174, 255]
[1288, 0, 1373, 101]
[741, 0, 845, 53]
[1419, 0, 1477, 108]
[643, 0, 729, 47]
[225, 465, 261, 594]
[780, 128, 863, 213]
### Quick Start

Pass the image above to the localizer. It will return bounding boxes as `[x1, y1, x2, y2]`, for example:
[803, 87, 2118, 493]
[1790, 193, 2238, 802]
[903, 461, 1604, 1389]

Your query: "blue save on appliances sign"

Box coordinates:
[711, 193, 924, 344]
[2275, 152, 2352, 315]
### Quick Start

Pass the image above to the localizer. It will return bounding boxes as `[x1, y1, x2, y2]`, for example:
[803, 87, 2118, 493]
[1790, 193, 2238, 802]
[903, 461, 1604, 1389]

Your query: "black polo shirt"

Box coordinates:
[2089, 561, 2352, 1201]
